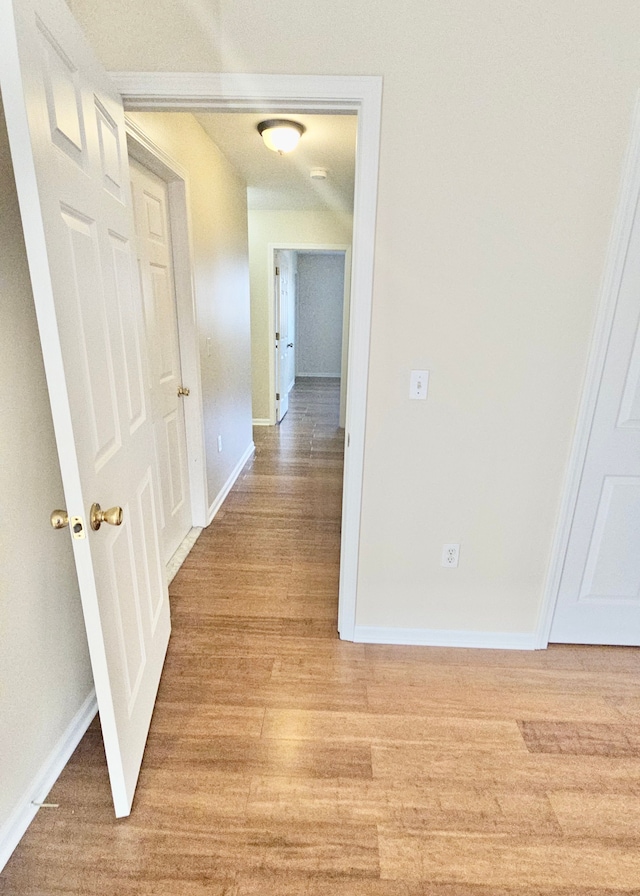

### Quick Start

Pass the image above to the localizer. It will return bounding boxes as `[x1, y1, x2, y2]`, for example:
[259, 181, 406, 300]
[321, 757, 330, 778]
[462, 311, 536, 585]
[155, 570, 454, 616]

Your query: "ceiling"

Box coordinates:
[193, 112, 357, 213]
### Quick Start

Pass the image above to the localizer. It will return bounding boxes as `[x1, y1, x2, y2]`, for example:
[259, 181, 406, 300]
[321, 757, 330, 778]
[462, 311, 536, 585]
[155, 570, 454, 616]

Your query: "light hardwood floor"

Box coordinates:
[3, 378, 640, 894]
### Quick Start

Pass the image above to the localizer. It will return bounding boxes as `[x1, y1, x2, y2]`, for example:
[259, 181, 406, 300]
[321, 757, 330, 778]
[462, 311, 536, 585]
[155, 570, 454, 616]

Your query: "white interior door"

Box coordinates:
[1, 0, 170, 815]
[286, 255, 297, 393]
[550, 192, 640, 645]
[274, 248, 290, 422]
[130, 159, 191, 563]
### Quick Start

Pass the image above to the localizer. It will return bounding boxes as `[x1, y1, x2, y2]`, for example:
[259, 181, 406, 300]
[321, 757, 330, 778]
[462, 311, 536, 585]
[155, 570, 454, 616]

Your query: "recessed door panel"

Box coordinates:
[164, 409, 185, 514]
[143, 190, 165, 241]
[38, 18, 84, 162]
[108, 513, 146, 712]
[95, 98, 123, 200]
[61, 206, 120, 468]
[135, 470, 165, 633]
[110, 231, 146, 433]
[151, 264, 177, 383]
[579, 476, 640, 603]
[618, 320, 640, 428]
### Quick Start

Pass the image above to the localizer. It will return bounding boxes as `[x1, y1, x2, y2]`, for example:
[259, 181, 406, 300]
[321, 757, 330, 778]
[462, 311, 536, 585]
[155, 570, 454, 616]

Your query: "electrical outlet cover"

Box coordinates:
[442, 543, 460, 567]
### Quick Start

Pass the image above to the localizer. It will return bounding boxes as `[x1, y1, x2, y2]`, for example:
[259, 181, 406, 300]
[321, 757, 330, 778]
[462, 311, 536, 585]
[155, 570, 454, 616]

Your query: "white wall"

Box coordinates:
[0, 101, 93, 846]
[296, 252, 345, 377]
[248, 209, 353, 421]
[57, 0, 640, 637]
[126, 112, 254, 516]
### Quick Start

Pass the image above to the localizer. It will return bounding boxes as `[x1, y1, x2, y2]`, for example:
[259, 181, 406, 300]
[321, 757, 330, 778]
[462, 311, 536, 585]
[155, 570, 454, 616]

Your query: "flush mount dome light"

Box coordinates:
[257, 119, 306, 154]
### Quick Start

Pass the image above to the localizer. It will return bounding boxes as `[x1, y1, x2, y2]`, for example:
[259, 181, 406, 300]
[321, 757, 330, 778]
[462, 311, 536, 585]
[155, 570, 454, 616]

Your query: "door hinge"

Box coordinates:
[275, 331, 280, 341]
[275, 266, 280, 275]
[276, 392, 280, 401]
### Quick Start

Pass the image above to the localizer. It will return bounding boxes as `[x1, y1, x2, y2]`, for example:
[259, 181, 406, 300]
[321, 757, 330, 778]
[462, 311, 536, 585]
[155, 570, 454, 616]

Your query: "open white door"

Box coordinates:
[549, 173, 640, 645]
[0, 0, 169, 815]
[274, 249, 291, 422]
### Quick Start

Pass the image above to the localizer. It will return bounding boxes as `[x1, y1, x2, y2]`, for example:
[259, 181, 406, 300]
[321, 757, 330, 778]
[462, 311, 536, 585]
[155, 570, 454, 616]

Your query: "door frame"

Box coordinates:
[535, 92, 640, 647]
[111, 73, 382, 641]
[267, 243, 352, 427]
[125, 117, 208, 529]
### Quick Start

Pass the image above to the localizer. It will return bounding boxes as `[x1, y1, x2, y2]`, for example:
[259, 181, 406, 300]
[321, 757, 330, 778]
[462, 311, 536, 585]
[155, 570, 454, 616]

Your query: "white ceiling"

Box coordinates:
[193, 112, 357, 213]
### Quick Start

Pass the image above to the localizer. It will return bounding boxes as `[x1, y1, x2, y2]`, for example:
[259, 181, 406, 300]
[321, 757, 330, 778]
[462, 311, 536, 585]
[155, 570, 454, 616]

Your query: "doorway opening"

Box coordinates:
[271, 246, 351, 428]
[114, 74, 382, 642]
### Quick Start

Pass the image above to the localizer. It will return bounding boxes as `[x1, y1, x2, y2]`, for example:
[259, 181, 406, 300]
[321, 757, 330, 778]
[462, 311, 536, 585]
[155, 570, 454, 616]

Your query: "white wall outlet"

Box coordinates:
[410, 369, 429, 400]
[442, 543, 460, 567]
[217, 434, 223, 452]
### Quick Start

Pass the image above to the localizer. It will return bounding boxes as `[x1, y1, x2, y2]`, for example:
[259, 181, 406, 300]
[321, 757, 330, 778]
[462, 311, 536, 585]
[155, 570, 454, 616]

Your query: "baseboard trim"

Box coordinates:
[252, 418, 272, 427]
[0, 689, 97, 872]
[352, 626, 538, 650]
[207, 442, 255, 525]
[166, 526, 203, 584]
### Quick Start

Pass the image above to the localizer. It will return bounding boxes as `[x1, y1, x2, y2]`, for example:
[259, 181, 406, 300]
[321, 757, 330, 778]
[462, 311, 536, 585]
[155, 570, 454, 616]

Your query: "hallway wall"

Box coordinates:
[296, 252, 345, 377]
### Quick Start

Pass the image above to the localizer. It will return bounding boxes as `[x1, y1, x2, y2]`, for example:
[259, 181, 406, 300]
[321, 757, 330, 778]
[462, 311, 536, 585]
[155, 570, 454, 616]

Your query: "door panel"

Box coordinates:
[62, 207, 122, 464]
[618, 321, 640, 426]
[111, 232, 146, 432]
[578, 477, 640, 603]
[1, 0, 169, 815]
[130, 159, 191, 561]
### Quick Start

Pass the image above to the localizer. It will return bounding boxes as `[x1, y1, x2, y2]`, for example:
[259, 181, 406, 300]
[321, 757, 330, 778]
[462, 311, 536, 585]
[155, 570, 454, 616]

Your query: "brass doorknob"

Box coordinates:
[90, 503, 123, 531]
[50, 509, 69, 529]
[177, 385, 190, 397]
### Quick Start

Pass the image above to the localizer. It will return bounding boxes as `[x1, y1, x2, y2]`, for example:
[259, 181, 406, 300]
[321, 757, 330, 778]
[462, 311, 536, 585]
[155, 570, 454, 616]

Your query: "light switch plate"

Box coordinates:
[410, 369, 429, 400]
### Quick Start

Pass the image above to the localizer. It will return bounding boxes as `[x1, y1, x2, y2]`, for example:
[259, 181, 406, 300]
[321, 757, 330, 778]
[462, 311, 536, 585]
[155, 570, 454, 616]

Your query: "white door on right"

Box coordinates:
[550, 196, 640, 645]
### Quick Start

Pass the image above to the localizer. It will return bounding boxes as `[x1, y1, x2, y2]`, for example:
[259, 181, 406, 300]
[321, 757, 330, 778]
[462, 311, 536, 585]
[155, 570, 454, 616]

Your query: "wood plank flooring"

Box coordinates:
[4, 378, 640, 894]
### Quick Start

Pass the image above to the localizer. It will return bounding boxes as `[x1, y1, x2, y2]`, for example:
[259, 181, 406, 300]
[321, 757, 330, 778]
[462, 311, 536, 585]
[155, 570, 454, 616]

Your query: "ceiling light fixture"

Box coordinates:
[257, 119, 306, 155]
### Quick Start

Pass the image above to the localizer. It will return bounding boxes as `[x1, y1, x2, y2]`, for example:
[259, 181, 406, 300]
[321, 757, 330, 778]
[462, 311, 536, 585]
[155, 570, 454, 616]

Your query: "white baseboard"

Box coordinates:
[352, 626, 538, 650]
[207, 442, 255, 525]
[252, 418, 272, 427]
[297, 372, 341, 378]
[0, 689, 97, 872]
[166, 526, 203, 584]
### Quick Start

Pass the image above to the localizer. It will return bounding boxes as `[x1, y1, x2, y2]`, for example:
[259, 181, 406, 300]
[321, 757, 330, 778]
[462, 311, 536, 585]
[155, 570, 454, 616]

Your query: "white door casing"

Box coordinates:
[1, 0, 169, 815]
[130, 159, 192, 562]
[74, 74, 382, 642]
